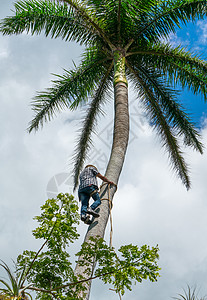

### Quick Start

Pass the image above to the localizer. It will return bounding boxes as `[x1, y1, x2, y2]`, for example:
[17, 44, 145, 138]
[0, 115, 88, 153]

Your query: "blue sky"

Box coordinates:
[1, 1, 207, 300]
[170, 20, 207, 127]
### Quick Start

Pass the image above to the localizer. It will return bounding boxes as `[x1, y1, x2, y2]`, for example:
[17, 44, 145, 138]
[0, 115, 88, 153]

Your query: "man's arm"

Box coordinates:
[97, 173, 115, 186]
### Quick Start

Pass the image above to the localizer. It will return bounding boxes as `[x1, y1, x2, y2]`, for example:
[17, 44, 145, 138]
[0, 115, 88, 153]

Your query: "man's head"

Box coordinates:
[85, 164, 98, 171]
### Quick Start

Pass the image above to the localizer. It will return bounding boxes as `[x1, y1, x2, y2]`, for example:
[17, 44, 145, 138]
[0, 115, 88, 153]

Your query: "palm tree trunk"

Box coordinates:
[74, 52, 129, 299]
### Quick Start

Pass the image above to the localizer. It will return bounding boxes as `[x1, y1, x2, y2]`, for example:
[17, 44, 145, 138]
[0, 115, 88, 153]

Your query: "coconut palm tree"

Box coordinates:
[1, 0, 207, 298]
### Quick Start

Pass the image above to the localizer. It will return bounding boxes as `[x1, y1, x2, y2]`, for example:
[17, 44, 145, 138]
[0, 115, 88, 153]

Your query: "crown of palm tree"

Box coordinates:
[1, 0, 207, 189]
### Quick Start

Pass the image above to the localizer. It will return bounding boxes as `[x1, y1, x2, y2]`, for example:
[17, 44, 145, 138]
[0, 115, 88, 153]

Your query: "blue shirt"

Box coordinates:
[79, 166, 99, 189]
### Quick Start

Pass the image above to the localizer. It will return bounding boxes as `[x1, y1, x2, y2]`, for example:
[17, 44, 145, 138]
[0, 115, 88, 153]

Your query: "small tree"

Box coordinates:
[0, 194, 160, 299]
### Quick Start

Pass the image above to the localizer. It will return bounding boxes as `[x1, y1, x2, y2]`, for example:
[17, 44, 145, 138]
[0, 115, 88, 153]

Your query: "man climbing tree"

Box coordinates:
[78, 165, 115, 224]
[1, 0, 207, 299]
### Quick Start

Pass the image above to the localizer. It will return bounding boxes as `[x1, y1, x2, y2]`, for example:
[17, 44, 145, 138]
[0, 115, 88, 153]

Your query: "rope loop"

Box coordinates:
[101, 198, 113, 208]
[100, 182, 117, 209]
[100, 182, 117, 192]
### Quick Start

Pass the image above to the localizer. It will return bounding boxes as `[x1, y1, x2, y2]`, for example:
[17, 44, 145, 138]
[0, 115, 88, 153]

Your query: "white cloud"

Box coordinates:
[163, 32, 190, 48]
[0, 36, 9, 59]
[196, 20, 207, 44]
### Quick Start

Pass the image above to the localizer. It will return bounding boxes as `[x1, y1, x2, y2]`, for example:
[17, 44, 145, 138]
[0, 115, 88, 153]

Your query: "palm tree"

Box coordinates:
[1, 0, 207, 298]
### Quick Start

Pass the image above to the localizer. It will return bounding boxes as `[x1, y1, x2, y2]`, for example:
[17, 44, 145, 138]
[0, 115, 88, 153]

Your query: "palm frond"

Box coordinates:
[60, 0, 115, 48]
[28, 48, 112, 132]
[117, 0, 157, 45]
[127, 56, 204, 154]
[73, 62, 114, 190]
[0, 0, 98, 45]
[131, 0, 207, 44]
[127, 42, 207, 75]
[153, 43, 207, 101]
[117, 0, 121, 42]
[89, 0, 119, 41]
[83, 0, 134, 46]
[127, 62, 191, 189]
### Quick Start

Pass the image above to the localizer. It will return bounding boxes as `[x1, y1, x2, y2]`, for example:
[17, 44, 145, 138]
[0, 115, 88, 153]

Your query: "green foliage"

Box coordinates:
[17, 193, 81, 299]
[77, 237, 160, 296]
[32, 193, 80, 245]
[0, 0, 97, 45]
[1, 193, 159, 299]
[27, 46, 112, 133]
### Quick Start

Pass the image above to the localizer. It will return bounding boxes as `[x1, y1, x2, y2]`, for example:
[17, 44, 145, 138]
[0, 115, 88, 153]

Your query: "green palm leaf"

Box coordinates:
[0, 0, 98, 45]
[128, 42, 207, 74]
[133, 0, 207, 44]
[28, 47, 112, 132]
[127, 62, 191, 188]
[60, 0, 113, 47]
[128, 43, 207, 100]
[127, 57, 204, 154]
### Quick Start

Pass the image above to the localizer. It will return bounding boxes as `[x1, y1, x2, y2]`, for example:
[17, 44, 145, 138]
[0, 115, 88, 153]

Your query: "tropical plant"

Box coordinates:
[1, 0, 207, 298]
[0, 261, 32, 299]
[173, 285, 207, 300]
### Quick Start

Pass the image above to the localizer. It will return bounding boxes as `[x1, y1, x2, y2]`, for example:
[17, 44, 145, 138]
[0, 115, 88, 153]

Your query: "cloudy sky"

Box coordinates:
[1, 1, 207, 299]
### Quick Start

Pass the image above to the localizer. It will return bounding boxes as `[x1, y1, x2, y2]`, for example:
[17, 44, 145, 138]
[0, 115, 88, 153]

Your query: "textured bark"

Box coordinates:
[74, 79, 129, 299]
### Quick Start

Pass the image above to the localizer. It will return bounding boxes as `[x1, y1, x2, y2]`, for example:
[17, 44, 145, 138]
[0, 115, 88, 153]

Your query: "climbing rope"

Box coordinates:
[100, 182, 117, 247]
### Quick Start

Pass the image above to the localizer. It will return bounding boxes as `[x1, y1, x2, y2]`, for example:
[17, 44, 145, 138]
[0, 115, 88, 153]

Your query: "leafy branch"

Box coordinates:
[0, 193, 160, 299]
